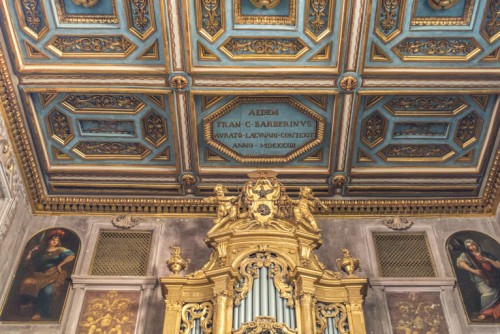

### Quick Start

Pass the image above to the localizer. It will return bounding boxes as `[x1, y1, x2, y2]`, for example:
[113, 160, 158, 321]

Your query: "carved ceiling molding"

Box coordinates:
[0, 3, 499, 217]
[0, 44, 499, 216]
[0, 84, 28, 241]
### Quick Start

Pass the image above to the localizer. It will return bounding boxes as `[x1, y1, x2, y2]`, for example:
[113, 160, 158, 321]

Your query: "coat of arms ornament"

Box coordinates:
[161, 171, 368, 333]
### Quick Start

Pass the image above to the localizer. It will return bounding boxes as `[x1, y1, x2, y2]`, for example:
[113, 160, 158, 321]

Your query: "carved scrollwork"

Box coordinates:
[73, 141, 150, 157]
[111, 214, 146, 229]
[361, 111, 386, 147]
[165, 299, 183, 311]
[49, 36, 136, 57]
[305, 0, 335, 43]
[379, 144, 453, 159]
[233, 316, 297, 334]
[130, 0, 151, 32]
[315, 303, 349, 334]
[181, 302, 213, 334]
[143, 111, 167, 146]
[375, 0, 403, 43]
[214, 290, 230, 304]
[78, 291, 138, 333]
[21, 0, 43, 32]
[381, 216, 413, 230]
[483, 0, 500, 42]
[393, 38, 480, 61]
[63, 94, 143, 111]
[223, 38, 305, 56]
[198, 0, 224, 41]
[380, 0, 400, 32]
[234, 252, 294, 307]
[455, 112, 481, 147]
[47, 109, 73, 145]
[395, 39, 475, 56]
[385, 96, 466, 114]
[298, 292, 314, 305]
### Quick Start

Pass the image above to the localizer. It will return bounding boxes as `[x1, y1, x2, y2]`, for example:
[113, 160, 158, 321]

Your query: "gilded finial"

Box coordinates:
[167, 246, 190, 276]
[336, 248, 360, 277]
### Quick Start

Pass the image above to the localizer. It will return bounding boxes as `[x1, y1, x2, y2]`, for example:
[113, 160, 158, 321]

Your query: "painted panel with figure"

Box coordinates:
[447, 231, 500, 323]
[0, 228, 80, 322]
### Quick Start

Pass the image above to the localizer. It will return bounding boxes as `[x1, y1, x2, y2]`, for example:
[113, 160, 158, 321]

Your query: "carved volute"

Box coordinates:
[160, 171, 368, 334]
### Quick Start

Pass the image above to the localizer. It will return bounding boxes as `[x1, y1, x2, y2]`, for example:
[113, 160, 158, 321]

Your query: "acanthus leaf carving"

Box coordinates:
[234, 252, 294, 307]
[315, 303, 349, 334]
[180, 302, 213, 334]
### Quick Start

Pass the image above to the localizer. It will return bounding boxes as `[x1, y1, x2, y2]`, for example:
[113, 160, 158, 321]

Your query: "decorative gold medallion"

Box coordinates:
[249, 0, 281, 9]
[170, 75, 189, 91]
[340, 75, 358, 91]
[71, 0, 99, 7]
[180, 174, 197, 186]
[428, 0, 459, 10]
[332, 174, 347, 187]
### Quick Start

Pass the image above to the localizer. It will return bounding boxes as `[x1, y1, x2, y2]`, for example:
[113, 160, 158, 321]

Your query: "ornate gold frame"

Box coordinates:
[410, 0, 475, 26]
[160, 174, 368, 333]
[202, 96, 325, 163]
[233, 0, 297, 26]
[54, 0, 119, 24]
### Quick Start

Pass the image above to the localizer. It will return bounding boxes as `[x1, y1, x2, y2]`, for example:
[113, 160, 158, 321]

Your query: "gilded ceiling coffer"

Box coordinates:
[249, 0, 282, 9]
[160, 171, 368, 334]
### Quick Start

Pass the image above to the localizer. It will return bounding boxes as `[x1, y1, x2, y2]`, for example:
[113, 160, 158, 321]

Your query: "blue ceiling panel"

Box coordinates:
[351, 94, 498, 168]
[23, 90, 177, 167]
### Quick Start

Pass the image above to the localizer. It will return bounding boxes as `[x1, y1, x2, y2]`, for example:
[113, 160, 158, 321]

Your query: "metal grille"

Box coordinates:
[373, 233, 436, 277]
[90, 231, 152, 276]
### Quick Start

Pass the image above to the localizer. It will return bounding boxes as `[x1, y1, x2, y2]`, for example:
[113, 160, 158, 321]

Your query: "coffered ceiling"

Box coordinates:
[0, 0, 498, 215]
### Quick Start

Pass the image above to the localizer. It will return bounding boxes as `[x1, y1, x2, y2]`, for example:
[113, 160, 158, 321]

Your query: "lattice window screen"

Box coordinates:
[90, 231, 152, 276]
[373, 233, 436, 277]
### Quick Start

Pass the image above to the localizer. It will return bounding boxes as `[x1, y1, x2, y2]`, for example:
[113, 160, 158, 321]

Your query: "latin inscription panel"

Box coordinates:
[213, 103, 316, 155]
[202, 96, 327, 164]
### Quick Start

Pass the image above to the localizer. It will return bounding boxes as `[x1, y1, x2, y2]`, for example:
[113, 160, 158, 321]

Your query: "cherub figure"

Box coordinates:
[204, 184, 238, 225]
[292, 186, 327, 232]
